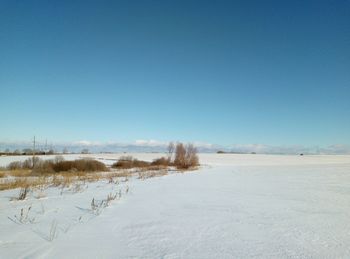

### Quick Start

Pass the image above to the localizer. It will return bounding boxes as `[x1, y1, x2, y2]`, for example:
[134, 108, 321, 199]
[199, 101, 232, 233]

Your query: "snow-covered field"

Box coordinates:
[1, 154, 350, 258]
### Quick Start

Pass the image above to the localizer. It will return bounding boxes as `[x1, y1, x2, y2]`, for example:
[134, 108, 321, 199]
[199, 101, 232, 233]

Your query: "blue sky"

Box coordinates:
[1, 0, 349, 148]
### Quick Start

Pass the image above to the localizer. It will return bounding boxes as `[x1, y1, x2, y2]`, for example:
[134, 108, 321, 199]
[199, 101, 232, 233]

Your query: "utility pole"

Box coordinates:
[32, 136, 36, 168]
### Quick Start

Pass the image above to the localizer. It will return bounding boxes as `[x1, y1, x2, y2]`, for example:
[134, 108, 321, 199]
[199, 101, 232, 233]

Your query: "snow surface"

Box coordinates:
[1, 154, 350, 258]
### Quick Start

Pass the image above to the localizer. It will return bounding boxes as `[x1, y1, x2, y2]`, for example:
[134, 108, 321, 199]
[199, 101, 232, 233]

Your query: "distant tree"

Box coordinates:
[81, 148, 89, 154]
[22, 148, 33, 155]
[63, 147, 69, 154]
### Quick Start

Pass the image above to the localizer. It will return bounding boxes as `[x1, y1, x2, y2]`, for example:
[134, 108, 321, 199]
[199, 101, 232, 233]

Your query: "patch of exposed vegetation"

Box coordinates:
[6, 157, 108, 174]
[0, 142, 199, 191]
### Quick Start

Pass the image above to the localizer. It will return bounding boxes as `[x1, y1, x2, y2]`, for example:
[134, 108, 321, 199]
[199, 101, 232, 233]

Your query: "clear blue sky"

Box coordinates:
[1, 0, 349, 147]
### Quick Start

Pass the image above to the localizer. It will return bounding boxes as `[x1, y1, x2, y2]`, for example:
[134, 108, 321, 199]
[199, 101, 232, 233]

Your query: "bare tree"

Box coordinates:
[174, 142, 186, 168]
[167, 142, 175, 162]
[185, 144, 199, 168]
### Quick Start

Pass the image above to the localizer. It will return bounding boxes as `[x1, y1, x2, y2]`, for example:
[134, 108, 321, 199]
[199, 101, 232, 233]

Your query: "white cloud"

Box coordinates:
[134, 139, 167, 146]
[73, 140, 102, 146]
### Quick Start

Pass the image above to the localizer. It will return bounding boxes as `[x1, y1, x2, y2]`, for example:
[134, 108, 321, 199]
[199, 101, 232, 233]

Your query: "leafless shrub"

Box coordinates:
[174, 143, 186, 168]
[151, 157, 170, 167]
[8, 157, 41, 170]
[7, 159, 33, 173]
[111, 156, 150, 169]
[112, 156, 172, 170]
[185, 143, 199, 168]
[32, 160, 55, 175]
[52, 159, 108, 172]
[174, 143, 199, 169]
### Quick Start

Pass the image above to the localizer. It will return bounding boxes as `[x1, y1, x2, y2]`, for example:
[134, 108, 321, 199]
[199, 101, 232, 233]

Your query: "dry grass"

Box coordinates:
[104, 170, 135, 179]
[0, 177, 49, 191]
[51, 172, 103, 188]
[0, 172, 108, 191]
[0, 179, 29, 191]
[137, 169, 168, 180]
[2, 169, 31, 178]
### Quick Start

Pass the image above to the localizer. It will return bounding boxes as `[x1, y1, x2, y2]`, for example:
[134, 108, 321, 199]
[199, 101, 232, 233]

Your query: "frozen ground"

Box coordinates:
[1, 154, 350, 258]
